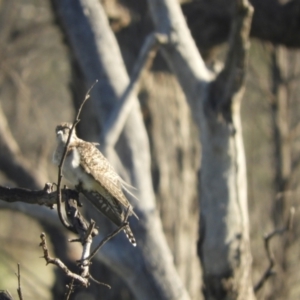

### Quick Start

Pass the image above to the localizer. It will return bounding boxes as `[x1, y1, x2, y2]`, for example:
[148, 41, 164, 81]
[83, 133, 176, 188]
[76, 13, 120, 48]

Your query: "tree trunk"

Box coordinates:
[199, 88, 253, 299]
[148, 0, 255, 298]
[143, 71, 202, 299]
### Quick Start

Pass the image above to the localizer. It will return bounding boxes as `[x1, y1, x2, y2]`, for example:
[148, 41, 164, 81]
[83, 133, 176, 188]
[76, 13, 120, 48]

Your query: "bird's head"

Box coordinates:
[55, 122, 77, 144]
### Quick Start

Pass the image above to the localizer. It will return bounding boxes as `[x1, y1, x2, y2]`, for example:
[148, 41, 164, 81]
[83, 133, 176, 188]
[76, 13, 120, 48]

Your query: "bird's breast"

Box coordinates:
[62, 148, 85, 185]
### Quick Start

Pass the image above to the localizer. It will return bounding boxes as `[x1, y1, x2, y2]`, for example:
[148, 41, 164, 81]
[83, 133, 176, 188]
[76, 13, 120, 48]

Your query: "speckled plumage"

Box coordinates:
[53, 122, 137, 246]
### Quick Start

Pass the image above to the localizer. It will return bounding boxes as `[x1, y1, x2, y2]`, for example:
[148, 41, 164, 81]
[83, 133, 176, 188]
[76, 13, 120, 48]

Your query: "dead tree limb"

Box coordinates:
[0, 184, 71, 207]
[39, 232, 90, 287]
[254, 207, 295, 292]
[102, 32, 167, 149]
[15, 264, 23, 300]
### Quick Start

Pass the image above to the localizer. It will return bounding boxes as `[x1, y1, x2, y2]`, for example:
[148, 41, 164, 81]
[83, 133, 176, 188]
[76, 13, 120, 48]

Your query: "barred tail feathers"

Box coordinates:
[124, 225, 136, 247]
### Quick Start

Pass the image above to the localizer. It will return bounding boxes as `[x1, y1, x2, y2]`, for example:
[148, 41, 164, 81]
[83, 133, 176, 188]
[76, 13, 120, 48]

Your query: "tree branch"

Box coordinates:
[209, 0, 253, 114]
[254, 207, 295, 292]
[64, 279, 74, 300]
[87, 207, 131, 261]
[147, 0, 211, 124]
[0, 184, 74, 207]
[55, 81, 97, 231]
[39, 233, 90, 287]
[15, 264, 23, 300]
[102, 32, 166, 149]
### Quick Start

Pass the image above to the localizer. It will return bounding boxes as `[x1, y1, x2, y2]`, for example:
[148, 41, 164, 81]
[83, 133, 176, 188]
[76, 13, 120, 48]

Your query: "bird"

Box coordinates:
[52, 122, 137, 246]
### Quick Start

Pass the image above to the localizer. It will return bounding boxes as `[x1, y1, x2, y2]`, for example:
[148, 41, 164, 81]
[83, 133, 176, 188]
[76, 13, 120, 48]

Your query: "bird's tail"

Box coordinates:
[124, 225, 136, 247]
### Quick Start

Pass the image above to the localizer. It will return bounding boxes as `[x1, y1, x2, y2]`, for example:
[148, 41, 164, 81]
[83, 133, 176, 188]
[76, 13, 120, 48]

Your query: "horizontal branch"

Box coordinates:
[0, 184, 77, 207]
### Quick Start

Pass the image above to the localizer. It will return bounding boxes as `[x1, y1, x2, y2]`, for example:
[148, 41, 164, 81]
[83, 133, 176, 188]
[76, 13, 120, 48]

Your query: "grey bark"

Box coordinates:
[53, 0, 190, 299]
[148, 0, 255, 299]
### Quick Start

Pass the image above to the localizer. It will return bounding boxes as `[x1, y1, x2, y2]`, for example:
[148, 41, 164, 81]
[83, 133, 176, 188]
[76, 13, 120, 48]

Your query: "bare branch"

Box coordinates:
[87, 207, 131, 261]
[89, 275, 111, 289]
[64, 279, 75, 300]
[66, 199, 95, 279]
[0, 184, 76, 207]
[148, 0, 211, 121]
[102, 33, 165, 149]
[39, 233, 89, 287]
[56, 81, 98, 231]
[254, 207, 295, 292]
[15, 264, 23, 300]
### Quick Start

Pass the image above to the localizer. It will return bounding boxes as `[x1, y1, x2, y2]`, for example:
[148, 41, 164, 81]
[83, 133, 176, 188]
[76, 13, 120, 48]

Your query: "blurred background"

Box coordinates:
[0, 0, 300, 299]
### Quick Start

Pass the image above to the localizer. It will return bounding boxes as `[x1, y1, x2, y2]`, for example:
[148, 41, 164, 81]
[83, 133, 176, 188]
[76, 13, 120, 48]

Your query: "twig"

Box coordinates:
[15, 264, 23, 300]
[64, 279, 74, 300]
[254, 207, 295, 292]
[102, 33, 166, 149]
[56, 80, 98, 231]
[87, 207, 131, 261]
[39, 233, 89, 287]
[89, 275, 111, 289]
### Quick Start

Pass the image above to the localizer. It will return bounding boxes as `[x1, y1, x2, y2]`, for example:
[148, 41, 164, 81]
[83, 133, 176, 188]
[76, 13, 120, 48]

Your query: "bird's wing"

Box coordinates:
[75, 140, 131, 209]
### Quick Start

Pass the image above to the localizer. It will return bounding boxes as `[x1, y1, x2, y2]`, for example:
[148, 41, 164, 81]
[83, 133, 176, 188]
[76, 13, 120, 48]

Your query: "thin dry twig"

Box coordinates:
[89, 275, 111, 289]
[15, 264, 23, 300]
[64, 279, 75, 300]
[40, 233, 89, 287]
[87, 207, 131, 261]
[254, 207, 295, 292]
[56, 80, 98, 231]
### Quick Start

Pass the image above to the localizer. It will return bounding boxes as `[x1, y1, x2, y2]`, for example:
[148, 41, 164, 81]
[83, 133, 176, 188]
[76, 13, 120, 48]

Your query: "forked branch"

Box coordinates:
[40, 233, 90, 287]
[254, 207, 295, 292]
